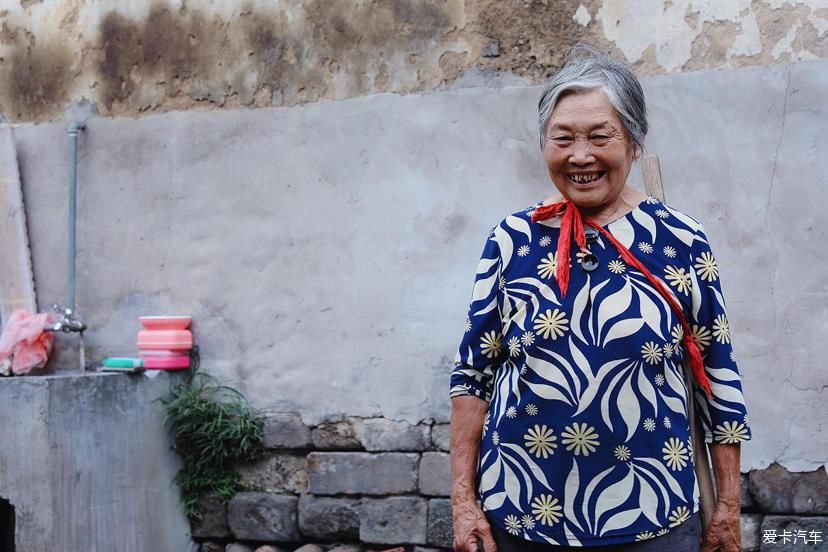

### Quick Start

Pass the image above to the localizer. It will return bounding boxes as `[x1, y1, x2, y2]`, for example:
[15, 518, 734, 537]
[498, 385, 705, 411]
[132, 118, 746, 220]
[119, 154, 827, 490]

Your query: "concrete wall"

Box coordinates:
[12, 58, 828, 473]
[0, 372, 193, 551]
[0, 0, 827, 121]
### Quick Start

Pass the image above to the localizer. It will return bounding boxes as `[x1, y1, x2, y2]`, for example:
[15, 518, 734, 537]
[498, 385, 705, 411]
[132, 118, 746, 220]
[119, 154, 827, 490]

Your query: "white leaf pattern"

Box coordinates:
[631, 208, 658, 244]
[594, 467, 635, 531]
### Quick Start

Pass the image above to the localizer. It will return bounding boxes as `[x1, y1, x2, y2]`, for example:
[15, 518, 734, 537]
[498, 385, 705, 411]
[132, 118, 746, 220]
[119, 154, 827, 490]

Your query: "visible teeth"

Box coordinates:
[570, 173, 602, 183]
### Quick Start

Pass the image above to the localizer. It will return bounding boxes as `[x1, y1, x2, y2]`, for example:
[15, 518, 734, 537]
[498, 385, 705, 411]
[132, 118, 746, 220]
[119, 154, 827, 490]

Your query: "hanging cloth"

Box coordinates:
[531, 200, 712, 397]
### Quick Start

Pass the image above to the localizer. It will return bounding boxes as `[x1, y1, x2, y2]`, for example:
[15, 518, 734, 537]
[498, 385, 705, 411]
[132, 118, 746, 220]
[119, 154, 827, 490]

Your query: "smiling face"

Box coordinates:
[543, 88, 638, 211]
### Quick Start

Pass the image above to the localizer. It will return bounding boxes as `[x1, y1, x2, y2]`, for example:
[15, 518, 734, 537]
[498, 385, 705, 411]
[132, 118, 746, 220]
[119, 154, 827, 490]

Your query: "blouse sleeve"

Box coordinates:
[688, 226, 752, 444]
[450, 229, 505, 402]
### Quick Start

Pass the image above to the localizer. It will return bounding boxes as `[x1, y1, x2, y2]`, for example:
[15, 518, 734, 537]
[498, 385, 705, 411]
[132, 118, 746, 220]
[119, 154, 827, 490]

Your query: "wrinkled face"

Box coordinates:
[543, 88, 637, 209]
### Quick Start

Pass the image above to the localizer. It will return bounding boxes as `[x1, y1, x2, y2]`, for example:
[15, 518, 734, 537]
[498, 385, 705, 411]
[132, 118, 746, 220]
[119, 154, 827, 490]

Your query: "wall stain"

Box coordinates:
[0, 0, 824, 121]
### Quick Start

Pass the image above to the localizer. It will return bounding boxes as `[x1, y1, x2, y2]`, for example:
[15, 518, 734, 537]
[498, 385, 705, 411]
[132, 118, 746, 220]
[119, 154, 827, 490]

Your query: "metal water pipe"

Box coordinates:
[67, 120, 85, 311]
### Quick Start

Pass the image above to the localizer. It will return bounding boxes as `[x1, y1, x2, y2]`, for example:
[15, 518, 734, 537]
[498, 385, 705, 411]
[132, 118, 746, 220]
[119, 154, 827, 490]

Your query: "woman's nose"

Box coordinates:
[569, 140, 596, 165]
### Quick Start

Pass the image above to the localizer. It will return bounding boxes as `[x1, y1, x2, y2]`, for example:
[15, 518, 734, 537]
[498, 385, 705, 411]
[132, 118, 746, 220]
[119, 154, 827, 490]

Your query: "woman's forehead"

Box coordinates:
[549, 91, 622, 130]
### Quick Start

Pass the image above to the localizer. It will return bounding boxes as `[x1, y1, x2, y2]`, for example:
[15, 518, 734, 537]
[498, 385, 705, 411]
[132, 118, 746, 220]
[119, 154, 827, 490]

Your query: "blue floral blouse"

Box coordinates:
[450, 197, 751, 546]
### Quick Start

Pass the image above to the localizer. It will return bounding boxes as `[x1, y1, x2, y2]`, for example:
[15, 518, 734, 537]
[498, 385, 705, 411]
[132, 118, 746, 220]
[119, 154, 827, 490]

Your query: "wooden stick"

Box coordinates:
[0, 125, 37, 325]
[641, 153, 717, 528]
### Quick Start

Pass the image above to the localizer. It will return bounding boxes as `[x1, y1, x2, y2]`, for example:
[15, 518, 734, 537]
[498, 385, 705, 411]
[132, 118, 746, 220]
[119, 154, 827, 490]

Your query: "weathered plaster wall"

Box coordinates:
[0, 0, 826, 121]
[0, 373, 193, 551]
[12, 59, 827, 472]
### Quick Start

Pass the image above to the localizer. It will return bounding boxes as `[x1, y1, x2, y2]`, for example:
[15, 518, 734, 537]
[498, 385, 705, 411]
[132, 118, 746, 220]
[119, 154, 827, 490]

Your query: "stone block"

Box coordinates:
[293, 545, 324, 552]
[253, 547, 288, 552]
[430, 424, 450, 452]
[226, 545, 254, 552]
[741, 473, 756, 510]
[200, 543, 223, 552]
[360, 497, 428, 545]
[362, 418, 430, 451]
[749, 464, 828, 514]
[328, 546, 363, 552]
[742, 514, 762, 552]
[311, 417, 365, 449]
[298, 495, 361, 541]
[307, 452, 418, 495]
[263, 412, 312, 449]
[191, 494, 231, 538]
[227, 492, 300, 542]
[427, 498, 453, 548]
[236, 452, 308, 493]
[760, 516, 828, 551]
[419, 452, 451, 496]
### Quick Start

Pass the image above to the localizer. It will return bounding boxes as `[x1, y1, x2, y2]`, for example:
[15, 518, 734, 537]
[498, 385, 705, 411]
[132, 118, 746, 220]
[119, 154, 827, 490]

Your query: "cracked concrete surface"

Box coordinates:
[0, 0, 827, 121]
[11, 58, 828, 472]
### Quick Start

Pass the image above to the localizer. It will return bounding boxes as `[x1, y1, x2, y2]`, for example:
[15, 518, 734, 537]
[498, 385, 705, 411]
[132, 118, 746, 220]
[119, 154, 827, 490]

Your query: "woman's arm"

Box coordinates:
[701, 443, 742, 552]
[451, 395, 497, 552]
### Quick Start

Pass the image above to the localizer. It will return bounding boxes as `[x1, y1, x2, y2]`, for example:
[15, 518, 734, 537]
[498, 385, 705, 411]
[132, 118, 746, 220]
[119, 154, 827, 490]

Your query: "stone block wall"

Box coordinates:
[193, 414, 828, 552]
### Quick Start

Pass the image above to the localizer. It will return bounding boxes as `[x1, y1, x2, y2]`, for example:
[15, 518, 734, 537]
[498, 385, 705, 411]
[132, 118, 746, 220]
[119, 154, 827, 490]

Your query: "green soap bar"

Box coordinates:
[103, 357, 144, 368]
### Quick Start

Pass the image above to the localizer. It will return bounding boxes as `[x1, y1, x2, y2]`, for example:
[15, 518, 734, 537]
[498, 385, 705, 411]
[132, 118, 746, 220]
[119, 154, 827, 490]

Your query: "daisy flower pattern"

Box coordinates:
[451, 199, 750, 545]
[504, 514, 522, 535]
[614, 445, 631, 462]
[537, 252, 559, 279]
[479, 331, 503, 359]
[712, 314, 730, 344]
[713, 421, 749, 444]
[507, 336, 521, 357]
[524, 424, 558, 458]
[521, 515, 536, 530]
[561, 423, 600, 456]
[662, 437, 689, 471]
[690, 324, 712, 350]
[533, 309, 569, 340]
[608, 259, 626, 274]
[531, 494, 562, 526]
[641, 341, 663, 365]
[669, 506, 690, 527]
[664, 265, 692, 294]
[657, 528, 670, 537]
[694, 251, 719, 281]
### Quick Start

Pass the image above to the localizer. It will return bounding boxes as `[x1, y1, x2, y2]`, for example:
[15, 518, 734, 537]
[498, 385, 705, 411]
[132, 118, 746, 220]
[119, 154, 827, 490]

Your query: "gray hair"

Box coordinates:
[537, 43, 647, 152]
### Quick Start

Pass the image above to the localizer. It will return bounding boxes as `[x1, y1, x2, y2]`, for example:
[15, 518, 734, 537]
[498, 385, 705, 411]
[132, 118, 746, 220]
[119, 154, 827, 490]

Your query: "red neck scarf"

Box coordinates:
[531, 200, 712, 396]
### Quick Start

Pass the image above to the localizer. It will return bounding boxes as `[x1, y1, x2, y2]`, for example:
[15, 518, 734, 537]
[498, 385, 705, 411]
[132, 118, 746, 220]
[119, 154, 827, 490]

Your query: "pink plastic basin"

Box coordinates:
[142, 355, 191, 370]
[139, 316, 192, 331]
[137, 329, 193, 351]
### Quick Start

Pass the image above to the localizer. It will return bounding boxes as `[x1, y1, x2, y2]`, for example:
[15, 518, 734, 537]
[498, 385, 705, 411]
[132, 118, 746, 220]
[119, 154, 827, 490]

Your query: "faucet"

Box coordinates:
[48, 304, 86, 333]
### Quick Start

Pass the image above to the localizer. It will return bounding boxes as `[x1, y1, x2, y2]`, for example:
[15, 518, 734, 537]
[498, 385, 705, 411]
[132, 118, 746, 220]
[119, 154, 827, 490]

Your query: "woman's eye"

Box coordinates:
[591, 135, 609, 141]
[553, 136, 572, 143]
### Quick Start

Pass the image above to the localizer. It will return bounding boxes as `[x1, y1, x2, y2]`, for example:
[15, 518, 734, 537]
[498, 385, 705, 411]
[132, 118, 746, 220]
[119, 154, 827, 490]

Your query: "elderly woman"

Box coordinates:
[450, 44, 750, 552]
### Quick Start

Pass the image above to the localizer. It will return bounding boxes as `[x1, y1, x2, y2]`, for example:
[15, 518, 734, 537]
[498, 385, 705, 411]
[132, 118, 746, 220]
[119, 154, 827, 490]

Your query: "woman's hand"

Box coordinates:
[452, 496, 497, 552]
[701, 498, 741, 552]
[702, 442, 743, 552]
[450, 396, 494, 551]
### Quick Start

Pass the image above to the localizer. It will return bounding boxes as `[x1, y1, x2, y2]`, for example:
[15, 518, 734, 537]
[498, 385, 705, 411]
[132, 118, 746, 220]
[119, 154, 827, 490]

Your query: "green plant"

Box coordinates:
[162, 373, 265, 519]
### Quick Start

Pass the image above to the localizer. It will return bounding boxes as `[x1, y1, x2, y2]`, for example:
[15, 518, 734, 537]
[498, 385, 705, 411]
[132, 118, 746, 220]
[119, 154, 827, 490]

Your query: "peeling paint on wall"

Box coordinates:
[0, 0, 825, 121]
